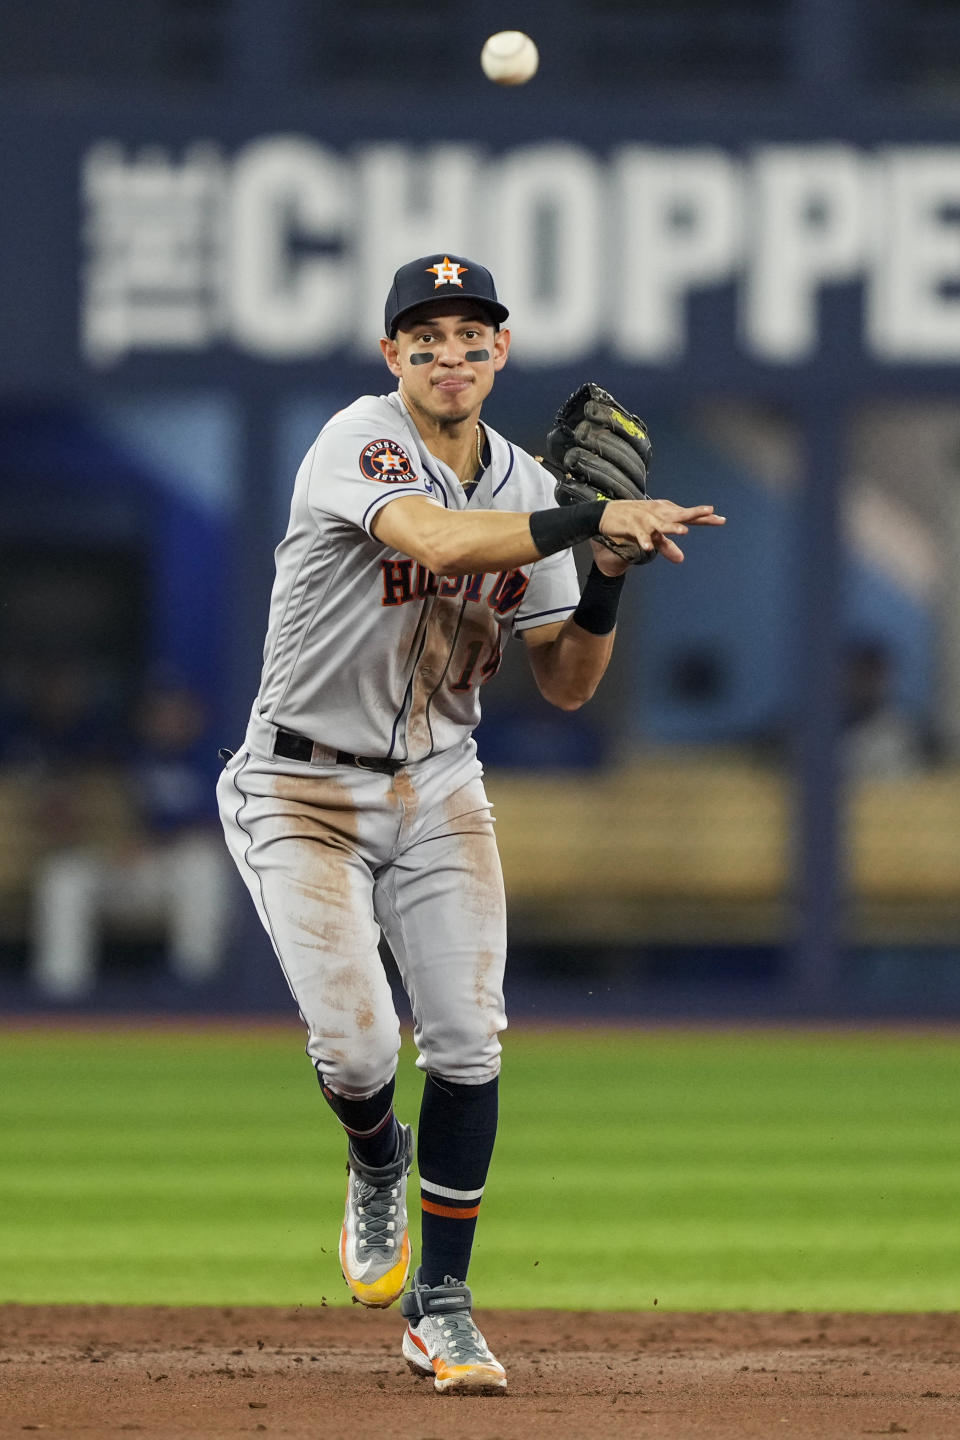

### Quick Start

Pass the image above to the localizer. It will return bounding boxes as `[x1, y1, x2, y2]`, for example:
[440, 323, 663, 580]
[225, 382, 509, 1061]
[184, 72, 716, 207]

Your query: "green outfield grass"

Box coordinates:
[2, 1023, 958, 1310]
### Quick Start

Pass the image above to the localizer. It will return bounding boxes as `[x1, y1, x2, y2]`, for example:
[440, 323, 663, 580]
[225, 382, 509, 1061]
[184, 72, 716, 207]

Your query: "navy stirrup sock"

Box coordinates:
[317, 1071, 400, 1170]
[417, 1072, 499, 1288]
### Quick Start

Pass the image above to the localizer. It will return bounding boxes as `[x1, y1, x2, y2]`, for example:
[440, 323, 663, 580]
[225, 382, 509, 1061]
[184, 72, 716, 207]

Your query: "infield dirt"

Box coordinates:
[2, 1305, 959, 1439]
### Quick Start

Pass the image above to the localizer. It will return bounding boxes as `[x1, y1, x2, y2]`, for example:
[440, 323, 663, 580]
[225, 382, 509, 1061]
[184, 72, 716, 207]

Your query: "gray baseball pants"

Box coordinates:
[217, 734, 507, 1097]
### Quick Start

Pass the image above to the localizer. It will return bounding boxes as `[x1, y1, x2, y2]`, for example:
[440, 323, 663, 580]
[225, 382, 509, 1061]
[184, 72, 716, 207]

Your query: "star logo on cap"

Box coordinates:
[426, 257, 467, 289]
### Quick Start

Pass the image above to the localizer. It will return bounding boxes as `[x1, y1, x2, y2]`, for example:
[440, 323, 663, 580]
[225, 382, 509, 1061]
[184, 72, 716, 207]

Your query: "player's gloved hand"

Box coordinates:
[544, 382, 655, 565]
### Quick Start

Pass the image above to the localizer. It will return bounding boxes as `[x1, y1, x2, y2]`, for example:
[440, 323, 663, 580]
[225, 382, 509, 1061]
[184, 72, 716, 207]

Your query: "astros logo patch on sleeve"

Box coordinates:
[359, 438, 417, 483]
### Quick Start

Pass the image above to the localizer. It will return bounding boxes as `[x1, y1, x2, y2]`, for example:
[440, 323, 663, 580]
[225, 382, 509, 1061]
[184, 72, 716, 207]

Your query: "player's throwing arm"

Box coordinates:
[373, 381, 723, 575]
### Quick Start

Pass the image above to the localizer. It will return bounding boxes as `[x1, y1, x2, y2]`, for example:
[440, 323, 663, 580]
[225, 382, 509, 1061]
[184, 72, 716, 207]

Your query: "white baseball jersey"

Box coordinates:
[249, 390, 579, 764]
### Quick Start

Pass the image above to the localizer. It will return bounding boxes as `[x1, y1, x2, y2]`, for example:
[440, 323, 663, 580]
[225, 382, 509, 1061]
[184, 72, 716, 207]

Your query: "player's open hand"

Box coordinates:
[596, 499, 725, 568]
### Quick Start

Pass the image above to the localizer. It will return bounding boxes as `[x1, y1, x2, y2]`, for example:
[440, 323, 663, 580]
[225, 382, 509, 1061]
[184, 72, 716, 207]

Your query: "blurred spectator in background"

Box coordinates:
[0, 654, 124, 773]
[841, 637, 931, 780]
[28, 678, 229, 1001]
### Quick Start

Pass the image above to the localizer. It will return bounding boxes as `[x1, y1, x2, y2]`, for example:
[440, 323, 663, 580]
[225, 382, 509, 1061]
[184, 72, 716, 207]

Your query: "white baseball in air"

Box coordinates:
[480, 31, 539, 86]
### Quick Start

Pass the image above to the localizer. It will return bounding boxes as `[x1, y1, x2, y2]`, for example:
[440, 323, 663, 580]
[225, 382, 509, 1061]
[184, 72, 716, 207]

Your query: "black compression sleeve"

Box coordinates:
[529, 500, 607, 557]
[571, 562, 626, 636]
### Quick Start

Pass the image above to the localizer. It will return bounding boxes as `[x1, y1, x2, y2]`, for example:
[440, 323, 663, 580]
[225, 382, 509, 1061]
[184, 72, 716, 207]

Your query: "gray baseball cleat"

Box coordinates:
[339, 1122, 413, 1308]
[401, 1268, 507, 1394]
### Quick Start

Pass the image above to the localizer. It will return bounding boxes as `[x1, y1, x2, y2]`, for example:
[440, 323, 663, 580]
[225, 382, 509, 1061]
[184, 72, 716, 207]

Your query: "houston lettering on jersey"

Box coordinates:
[380, 561, 529, 615]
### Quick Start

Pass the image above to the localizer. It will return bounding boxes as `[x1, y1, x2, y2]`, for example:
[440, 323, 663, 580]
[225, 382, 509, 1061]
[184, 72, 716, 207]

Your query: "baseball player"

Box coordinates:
[217, 252, 724, 1395]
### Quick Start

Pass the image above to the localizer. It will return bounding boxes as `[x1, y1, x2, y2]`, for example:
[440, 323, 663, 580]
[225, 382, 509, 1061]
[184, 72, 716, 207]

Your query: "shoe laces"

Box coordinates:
[434, 1310, 489, 1363]
[353, 1175, 401, 1258]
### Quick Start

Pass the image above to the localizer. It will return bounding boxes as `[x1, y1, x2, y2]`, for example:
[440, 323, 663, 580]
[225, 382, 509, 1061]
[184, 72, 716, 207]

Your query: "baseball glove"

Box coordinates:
[544, 382, 655, 563]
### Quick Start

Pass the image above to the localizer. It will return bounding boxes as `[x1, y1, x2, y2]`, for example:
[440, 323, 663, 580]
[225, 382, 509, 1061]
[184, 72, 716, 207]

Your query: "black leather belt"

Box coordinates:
[273, 727, 402, 776]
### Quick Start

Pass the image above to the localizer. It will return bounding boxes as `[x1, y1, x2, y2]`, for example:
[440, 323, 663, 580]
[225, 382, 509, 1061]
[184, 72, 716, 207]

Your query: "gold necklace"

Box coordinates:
[475, 424, 484, 471]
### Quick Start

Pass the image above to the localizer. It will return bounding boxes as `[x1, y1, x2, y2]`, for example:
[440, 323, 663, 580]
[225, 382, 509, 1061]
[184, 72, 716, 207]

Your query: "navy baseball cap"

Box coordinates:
[384, 253, 510, 338]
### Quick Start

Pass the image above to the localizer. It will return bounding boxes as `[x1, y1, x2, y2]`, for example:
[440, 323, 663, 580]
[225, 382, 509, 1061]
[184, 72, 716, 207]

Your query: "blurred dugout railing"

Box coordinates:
[484, 758, 960, 946]
[4, 760, 956, 951]
[0, 770, 141, 944]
